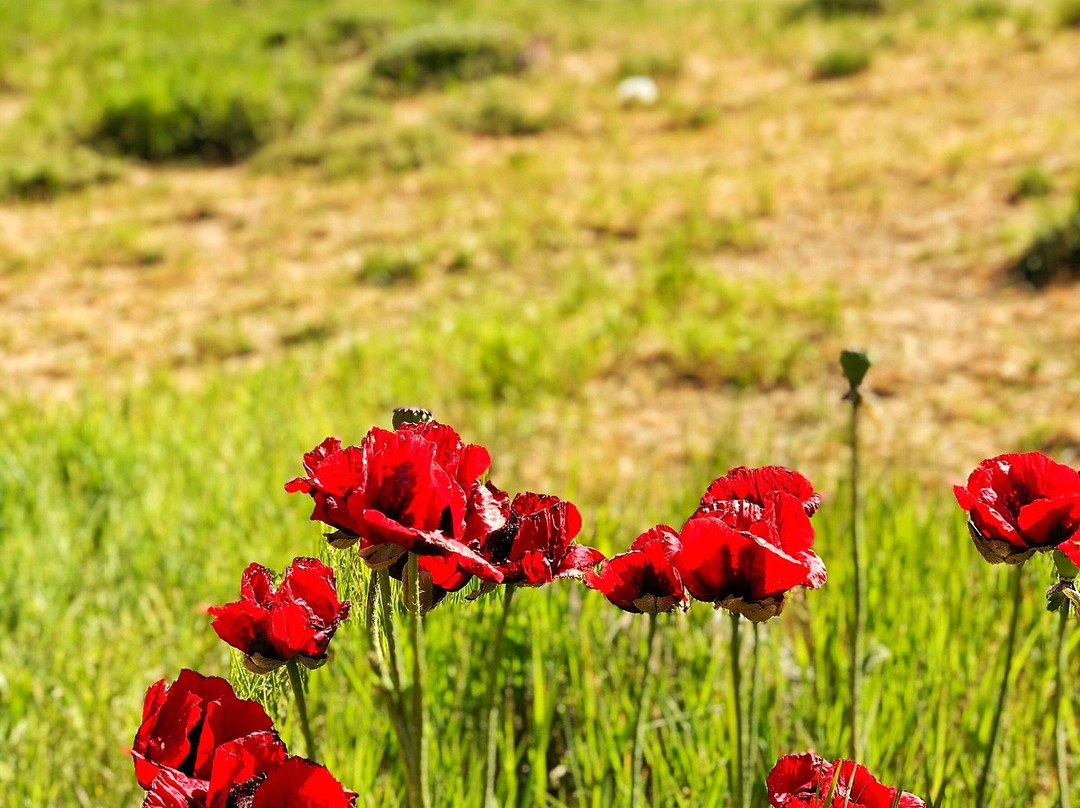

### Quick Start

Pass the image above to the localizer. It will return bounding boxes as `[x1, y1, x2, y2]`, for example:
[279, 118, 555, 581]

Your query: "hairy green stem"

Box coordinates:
[632, 612, 661, 808]
[975, 565, 1023, 806]
[370, 570, 419, 808]
[730, 612, 744, 808]
[745, 621, 761, 808]
[406, 553, 430, 808]
[379, 568, 405, 704]
[1056, 605, 1073, 808]
[848, 390, 864, 761]
[483, 585, 516, 808]
[285, 659, 317, 762]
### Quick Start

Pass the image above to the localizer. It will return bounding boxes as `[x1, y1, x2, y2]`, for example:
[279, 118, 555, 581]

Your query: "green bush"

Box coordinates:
[356, 249, 423, 286]
[793, 0, 886, 18]
[368, 23, 525, 93]
[813, 47, 873, 80]
[0, 147, 121, 202]
[1060, 0, 1080, 28]
[82, 39, 316, 164]
[1009, 164, 1052, 203]
[1009, 206, 1080, 288]
[450, 86, 557, 137]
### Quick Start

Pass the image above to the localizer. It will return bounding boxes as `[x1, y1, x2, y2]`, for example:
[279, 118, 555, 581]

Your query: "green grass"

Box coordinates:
[0, 251, 1075, 807]
[5, 1, 1080, 806]
[812, 47, 874, 80]
[3, 341, 1076, 807]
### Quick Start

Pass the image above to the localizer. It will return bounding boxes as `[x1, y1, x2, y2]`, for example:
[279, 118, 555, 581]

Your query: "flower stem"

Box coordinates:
[745, 621, 761, 808]
[483, 585, 516, 808]
[406, 553, 430, 808]
[285, 658, 317, 762]
[632, 612, 661, 808]
[369, 570, 419, 808]
[847, 387, 864, 762]
[729, 612, 744, 808]
[1056, 604, 1073, 808]
[975, 563, 1023, 806]
[379, 568, 406, 703]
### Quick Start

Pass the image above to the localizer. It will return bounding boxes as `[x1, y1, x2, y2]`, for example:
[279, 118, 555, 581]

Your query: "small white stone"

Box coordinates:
[616, 75, 659, 106]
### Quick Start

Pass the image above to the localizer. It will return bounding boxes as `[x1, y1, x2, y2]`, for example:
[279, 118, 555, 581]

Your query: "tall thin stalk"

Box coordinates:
[406, 553, 430, 808]
[1056, 605, 1073, 808]
[729, 612, 745, 808]
[974, 564, 1023, 806]
[285, 659, 317, 762]
[631, 612, 661, 808]
[840, 349, 870, 761]
[368, 570, 419, 807]
[745, 622, 761, 808]
[483, 585, 516, 808]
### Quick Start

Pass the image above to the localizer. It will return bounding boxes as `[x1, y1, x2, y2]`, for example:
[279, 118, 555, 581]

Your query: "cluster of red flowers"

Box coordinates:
[133, 669, 355, 808]
[954, 451, 1080, 566]
[284, 419, 601, 608]
[585, 466, 827, 621]
[766, 753, 924, 808]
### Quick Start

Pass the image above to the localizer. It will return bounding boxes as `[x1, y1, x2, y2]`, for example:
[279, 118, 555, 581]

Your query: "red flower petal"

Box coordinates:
[584, 527, 685, 613]
[132, 670, 273, 790]
[206, 731, 287, 808]
[956, 453, 1080, 558]
[250, 757, 357, 808]
[676, 517, 810, 603]
[766, 752, 829, 806]
[703, 466, 821, 516]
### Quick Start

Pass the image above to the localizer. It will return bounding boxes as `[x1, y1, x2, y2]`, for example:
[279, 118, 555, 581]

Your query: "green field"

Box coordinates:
[2, 0, 1080, 806]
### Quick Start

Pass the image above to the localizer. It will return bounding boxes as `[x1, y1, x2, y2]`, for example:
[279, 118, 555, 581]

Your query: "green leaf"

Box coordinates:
[1054, 548, 1080, 579]
[840, 349, 871, 388]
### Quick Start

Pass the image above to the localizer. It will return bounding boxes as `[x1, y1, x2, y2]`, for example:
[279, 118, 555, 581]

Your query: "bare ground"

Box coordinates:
[2, 22, 1080, 484]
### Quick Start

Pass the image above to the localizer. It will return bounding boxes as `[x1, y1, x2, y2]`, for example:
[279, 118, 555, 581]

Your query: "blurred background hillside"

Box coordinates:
[2, 1, 1080, 805]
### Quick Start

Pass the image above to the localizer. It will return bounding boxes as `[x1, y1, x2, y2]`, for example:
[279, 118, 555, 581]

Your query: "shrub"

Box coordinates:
[796, 0, 886, 17]
[967, 1, 1011, 22]
[1009, 208, 1080, 288]
[82, 43, 315, 164]
[450, 85, 557, 137]
[1009, 164, 1052, 203]
[356, 249, 423, 287]
[0, 147, 121, 202]
[368, 23, 525, 93]
[812, 48, 873, 80]
[1060, 0, 1080, 28]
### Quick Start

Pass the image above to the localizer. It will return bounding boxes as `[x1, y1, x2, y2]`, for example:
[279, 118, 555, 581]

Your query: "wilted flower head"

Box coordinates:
[767, 752, 924, 808]
[208, 558, 351, 673]
[954, 452, 1080, 565]
[675, 466, 825, 621]
[584, 525, 687, 614]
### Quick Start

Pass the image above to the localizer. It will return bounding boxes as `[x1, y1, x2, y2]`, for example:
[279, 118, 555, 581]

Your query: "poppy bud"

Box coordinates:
[392, 406, 434, 429]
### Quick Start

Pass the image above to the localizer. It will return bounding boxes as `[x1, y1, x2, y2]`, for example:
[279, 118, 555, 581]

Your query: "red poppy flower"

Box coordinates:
[954, 452, 1080, 565]
[478, 491, 603, 587]
[132, 670, 276, 791]
[250, 757, 358, 808]
[285, 423, 505, 583]
[141, 731, 288, 808]
[208, 558, 351, 673]
[699, 466, 821, 518]
[584, 525, 687, 613]
[675, 486, 826, 621]
[767, 753, 924, 808]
